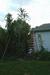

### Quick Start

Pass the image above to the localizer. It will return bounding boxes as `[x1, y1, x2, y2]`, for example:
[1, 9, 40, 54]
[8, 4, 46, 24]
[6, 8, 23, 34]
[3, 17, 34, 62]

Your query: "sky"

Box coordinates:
[0, 0, 50, 28]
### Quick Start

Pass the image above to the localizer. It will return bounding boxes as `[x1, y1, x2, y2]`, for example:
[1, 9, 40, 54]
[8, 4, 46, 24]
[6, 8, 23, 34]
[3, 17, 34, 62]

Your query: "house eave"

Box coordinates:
[33, 30, 50, 33]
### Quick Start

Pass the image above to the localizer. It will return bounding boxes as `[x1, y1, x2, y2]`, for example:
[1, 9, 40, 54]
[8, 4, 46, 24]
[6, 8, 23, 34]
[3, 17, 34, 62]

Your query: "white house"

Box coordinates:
[32, 23, 50, 51]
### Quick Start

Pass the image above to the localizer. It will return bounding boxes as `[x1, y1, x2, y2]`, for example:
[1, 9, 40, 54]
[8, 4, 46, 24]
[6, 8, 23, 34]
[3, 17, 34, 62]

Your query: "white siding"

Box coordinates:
[34, 32, 50, 51]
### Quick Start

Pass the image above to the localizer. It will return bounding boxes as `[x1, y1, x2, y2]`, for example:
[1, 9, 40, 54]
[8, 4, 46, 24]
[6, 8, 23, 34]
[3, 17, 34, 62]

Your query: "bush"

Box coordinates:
[32, 50, 50, 61]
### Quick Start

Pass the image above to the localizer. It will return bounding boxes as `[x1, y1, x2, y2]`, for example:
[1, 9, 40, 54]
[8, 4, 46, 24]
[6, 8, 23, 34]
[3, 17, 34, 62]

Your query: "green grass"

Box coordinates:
[0, 60, 50, 75]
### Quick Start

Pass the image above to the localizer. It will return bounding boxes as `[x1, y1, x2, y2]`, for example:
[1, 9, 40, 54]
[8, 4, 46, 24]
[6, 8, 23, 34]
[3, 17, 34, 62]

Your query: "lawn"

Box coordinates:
[0, 59, 50, 75]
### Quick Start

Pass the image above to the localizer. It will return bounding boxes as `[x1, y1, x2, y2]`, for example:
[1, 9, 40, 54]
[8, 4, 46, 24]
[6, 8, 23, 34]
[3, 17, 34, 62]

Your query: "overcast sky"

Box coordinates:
[0, 0, 50, 28]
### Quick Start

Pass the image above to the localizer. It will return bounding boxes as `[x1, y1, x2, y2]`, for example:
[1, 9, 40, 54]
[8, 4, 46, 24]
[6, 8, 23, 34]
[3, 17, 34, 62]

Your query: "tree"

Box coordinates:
[16, 8, 30, 56]
[2, 13, 13, 58]
[21, 21, 30, 54]
[12, 19, 30, 57]
[2, 8, 31, 58]
[0, 27, 7, 57]
[18, 8, 29, 21]
[5, 13, 13, 34]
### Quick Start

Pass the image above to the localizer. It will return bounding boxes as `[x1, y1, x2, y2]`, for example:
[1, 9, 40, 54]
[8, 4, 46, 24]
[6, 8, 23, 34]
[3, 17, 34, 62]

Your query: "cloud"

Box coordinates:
[0, 0, 50, 28]
[0, 21, 6, 28]
[0, 0, 32, 28]
[11, 0, 31, 5]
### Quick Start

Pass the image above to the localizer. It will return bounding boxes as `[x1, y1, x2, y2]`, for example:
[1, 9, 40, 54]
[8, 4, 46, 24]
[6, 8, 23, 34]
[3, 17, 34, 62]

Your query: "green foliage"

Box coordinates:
[32, 50, 50, 60]
[5, 13, 13, 34]
[0, 27, 7, 57]
[0, 8, 31, 58]
[18, 8, 29, 21]
[12, 19, 30, 57]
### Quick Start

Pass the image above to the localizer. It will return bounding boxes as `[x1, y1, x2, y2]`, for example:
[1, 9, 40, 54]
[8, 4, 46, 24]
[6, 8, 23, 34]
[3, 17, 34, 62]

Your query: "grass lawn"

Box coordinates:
[0, 59, 50, 75]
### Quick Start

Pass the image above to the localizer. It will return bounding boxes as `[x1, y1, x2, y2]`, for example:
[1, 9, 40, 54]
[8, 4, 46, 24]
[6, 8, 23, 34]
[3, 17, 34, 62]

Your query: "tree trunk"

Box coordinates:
[2, 37, 11, 59]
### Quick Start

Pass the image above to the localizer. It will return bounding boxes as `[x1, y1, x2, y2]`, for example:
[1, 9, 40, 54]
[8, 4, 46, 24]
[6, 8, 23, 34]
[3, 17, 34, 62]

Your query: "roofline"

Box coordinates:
[33, 30, 50, 32]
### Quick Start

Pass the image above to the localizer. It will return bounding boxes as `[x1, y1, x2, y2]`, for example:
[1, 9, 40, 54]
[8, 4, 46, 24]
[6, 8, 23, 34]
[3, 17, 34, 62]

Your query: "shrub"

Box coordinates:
[32, 50, 50, 61]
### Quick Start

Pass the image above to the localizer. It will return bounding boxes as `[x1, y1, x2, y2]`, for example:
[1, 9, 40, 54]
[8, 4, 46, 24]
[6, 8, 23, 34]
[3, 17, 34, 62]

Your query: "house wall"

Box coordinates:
[33, 31, 50, 51]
